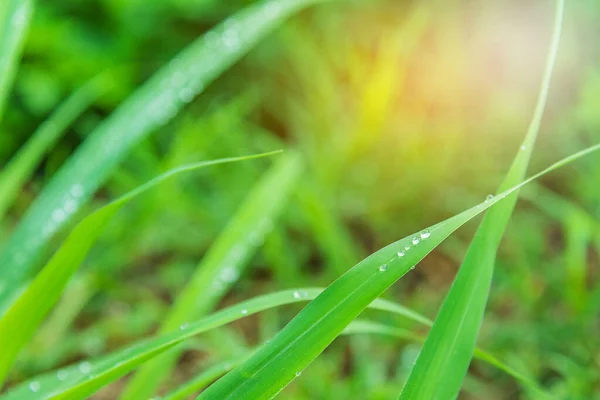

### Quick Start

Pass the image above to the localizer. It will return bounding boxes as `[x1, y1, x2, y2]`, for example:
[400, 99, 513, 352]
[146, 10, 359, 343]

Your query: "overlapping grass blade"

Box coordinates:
[121, 153, 302, 400]
[164, 359, 242, 400]
[0, 76, 105, 221]
[162, 317, 535, 400]
[197, 141, 599, 400]
[398, 1, 564, 399]
[0, 287, 534, 400]
[0, 151, 280, 387]
[0, 0, 329, 310]
[0, 288, 409, 400]
[0, 0, 32, 121]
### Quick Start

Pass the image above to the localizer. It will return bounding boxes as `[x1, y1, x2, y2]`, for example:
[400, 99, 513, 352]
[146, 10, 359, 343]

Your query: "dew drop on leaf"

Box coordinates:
[78, 361, 92, 374]
[29, 381, 40, 392]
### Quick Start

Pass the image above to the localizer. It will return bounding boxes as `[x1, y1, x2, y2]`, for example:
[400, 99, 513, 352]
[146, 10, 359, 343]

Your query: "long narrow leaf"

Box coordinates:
[0, 0, 329, 310]
[398, 1, 565, 399]
[0, 76, 105, 221]
[0, 151, 280, 387]
[197, 142, 598, 400]
[0, 287, 531, 400]
[0, 0, 32, 121]
[121, 152, 302, 400]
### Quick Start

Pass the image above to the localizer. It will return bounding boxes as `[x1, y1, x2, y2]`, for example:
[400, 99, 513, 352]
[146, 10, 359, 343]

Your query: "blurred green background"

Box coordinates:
[1, 0, 600, 398]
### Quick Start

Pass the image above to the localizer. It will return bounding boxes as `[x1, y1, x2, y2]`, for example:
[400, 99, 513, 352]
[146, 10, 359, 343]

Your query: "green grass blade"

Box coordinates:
[121, 153, 301, 400]
[197, 142, 597, 400]
[160, 318, 537, 400]
[0, 287, 528, 400]
[0, 151, 280, 387]
[398, 1, 565, 399]
[0, 0, 326, 310]
[164, 359, 243, 400]
[0, 288, 402, 400]
[0, 76, 105, 221]
[0, 0, 32, 121]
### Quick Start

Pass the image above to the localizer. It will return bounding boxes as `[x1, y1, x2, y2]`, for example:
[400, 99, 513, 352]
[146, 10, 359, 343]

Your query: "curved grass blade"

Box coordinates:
[164, 317, 534, 400]
[0, 287, 530, 400]
[399, 1, 565, 399]
[0, 288, 408, 400]
[0, 76, 106, 221]
[121, 153, 302, 400]
[0, 0, 329, 310]
[0, 151, 280, 387]
[197, 143, 599, 400]
[0, 0, 32, 121]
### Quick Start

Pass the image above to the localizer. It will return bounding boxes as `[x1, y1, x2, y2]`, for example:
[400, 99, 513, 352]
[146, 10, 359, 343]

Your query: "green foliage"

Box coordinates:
[197, 143, 600, 399]
[0, 76, 105, 221]
[121, 152, 302, 400]
[0, 0, 325, 310]
[0, 0, 32, 122]
[398, 1, 565, 399]
[1, 0, 600, 398]
[0, 152, 278, 386]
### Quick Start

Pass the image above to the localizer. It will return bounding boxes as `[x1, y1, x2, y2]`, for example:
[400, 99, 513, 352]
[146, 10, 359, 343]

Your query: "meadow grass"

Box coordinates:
[0, 0, 599, 399]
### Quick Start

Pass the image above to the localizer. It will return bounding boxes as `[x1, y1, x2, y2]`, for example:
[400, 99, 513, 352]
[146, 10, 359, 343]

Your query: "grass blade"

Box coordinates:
[0, 0, 32, 121]
[0, 287, 529, 400]
[398, 1, 565, 399]
[164, 359, 243, 400]
[121, 152, 302, 400]
[197, 142, 597, 400]
[0, 151, 280, 387]
[0, 0, 327, 310]
[0, 76, 105, 221]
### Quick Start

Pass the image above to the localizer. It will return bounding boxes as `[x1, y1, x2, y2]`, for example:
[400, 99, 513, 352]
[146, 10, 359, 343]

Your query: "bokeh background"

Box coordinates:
[1, 0, 600, 398]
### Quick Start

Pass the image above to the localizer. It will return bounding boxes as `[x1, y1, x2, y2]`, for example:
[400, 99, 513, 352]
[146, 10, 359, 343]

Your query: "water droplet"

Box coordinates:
[485, 194, 494, 202]
[178, 87, 194, 103]
[241, 309, 248, 315]
[29, 381, 40, 392]
[295, 371, 302, 377]
[420, 230, 431, 240]
[171, 71, 186, 87]
[405, 246, 410, 251]
[205, 31, 221, 47]
[42, 221, 56, 237]
[412, 236, 420, 245]
[521, 145, 527, 151]
[220, 266, 239, 283]
[222, 30, 240, 49]
[410, 265, 416, 270]
[79, 361, 92, 374]
[52, 209, 66, 223]
[70, 184, 84, 198]
[64, 198, 78, 214]
[179, 323, 189, 330]
[57, 369, 69, 381]
[379, 264, 388, 272]
[293, 291, 301, 299]
[397, 250, 405, 257]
